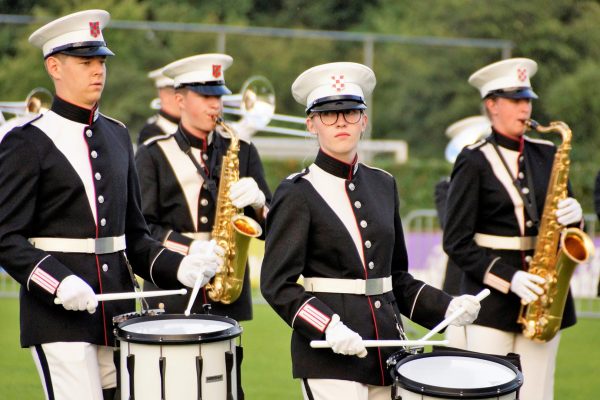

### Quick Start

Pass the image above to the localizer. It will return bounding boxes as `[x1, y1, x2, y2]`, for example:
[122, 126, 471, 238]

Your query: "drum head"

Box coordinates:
[394, 352, 522, 398]
[116, 314, 242, 344]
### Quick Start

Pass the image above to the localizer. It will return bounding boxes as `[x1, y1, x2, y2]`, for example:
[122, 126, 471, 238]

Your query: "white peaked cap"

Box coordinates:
[29, 9, 114, 58]
[444, 115, 492, 163]
[292, 62, 376, 114]
[148, 67, 175, 88]
[468, 58, 538, 99]
[163, 54, 233, 95]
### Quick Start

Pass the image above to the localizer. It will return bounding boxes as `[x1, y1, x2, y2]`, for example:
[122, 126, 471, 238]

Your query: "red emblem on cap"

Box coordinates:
[517, 67, 528, 82]
[331, 74, 345, 92]
[89, 21, 100, 38]
[212, 64, 222, 78]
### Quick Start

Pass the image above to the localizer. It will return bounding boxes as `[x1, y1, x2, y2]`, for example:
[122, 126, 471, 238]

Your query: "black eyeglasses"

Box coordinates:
[311, 109, 363, 126]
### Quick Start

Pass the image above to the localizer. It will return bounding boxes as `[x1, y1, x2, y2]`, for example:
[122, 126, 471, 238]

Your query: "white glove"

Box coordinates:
[56, 275, 98, 314]
[510, 270, 545, 304]
[445, 295, 481, 326]
[229, 177, 266, 210]
[324, 314, 367, 358]
[555, 197, 582, 226]
[177, 241, 225, 288]
[188, 239, 215, 255]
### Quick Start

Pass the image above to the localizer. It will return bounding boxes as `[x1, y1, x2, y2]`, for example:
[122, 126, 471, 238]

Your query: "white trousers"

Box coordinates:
[465, 325, 561, 400]
[302, 379, 390, 400]
[31, 342, 116, 400]
[445, 324, 467, 349]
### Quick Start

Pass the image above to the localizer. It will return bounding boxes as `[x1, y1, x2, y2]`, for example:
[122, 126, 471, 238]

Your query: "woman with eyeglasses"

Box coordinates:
[260, 62, 482, 400]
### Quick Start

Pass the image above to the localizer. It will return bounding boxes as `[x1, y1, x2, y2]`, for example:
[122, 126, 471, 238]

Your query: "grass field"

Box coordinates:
[1, 296, 599, 399]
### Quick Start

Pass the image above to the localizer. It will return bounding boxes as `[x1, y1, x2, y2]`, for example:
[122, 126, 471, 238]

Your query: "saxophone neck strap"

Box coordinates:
[175, 130, 219, 202]
[489, 136, 540, 228]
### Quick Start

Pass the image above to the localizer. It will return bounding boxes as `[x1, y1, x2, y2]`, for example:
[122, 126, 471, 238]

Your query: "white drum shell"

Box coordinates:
[396, 387, 516, 400]
[116, 315, 241, 400]
[392, 353, 522, 400]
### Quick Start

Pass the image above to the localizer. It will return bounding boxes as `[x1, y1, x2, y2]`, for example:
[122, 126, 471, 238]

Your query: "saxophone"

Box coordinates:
[517, 119, 594, 342]
[205, 117, 263, 304]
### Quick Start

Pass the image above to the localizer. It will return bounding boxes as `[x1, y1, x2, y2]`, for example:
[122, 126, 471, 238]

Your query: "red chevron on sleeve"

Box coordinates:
[298, 303, 331, 332]
[165, 239, 189, 255]
[31, 267, 60, 294]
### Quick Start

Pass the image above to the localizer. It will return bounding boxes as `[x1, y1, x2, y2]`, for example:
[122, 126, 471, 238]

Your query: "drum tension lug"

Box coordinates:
[203, 303, 212, 314]
[392, 377, 402, 400]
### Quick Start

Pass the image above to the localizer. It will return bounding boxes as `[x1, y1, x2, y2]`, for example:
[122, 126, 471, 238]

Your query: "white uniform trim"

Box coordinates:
[99, 113, 125, 128]
[157, 136, 203, 231]
[33, 111, 98, 223]
[359, 163, 392, 177]
[143, 133, 170, 147]
[409, 283, 427, 320]
[524, 135, 554, 147]
[149, 247, 166, 286]
[479, 143, 525, 234]
[482, 257, 511, 293]
[303, 164, 365, 268]
[155, 114, 178, 135]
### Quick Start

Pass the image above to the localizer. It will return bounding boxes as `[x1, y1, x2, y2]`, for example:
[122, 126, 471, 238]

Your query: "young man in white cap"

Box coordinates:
[0, 10, 223, 400]
[443, 57, 583, 400]
[135, 54, 271, 322]
[137, 66, 180, 145]
[260, 62, 482, 400]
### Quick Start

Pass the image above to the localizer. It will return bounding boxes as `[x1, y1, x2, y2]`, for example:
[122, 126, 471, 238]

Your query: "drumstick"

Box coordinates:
[419, 288, 490, 341]
[184, 241, 216, 316]
[310, 339, 449, 349]
[54, 288, 187, 304]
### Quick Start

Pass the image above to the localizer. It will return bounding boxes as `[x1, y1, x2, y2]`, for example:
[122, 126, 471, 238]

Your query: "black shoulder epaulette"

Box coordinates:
[142, 133, 174, 147]
[22, 113, 44, 127]
[359, 163, 392, 177]
[214, 125, 251, 144]
[287, 168, 309, 182]
[100, 113, 126, 128]
[467, 138, 487, 150]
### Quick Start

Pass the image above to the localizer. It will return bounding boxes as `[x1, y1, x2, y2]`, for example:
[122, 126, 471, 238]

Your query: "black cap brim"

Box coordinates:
[187, 85, 232, 96]
[54, 46, 115, 58]
[309, 101, 367, 113]
[486, 87, 538, 100]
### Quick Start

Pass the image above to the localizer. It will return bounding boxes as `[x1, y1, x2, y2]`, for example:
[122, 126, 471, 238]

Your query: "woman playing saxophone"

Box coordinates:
[443, 57, 584, 400]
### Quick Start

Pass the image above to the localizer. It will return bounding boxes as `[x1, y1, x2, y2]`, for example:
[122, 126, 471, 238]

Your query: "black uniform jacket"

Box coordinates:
[594, 169, 600, 221]
[443, 130, 577, 333]
[434, 178, 462, 295]
[261, 150, 452, 386]
[137, 109, 179, 146]
[0, 97, 184, 347]
[135, 125, 271, 320]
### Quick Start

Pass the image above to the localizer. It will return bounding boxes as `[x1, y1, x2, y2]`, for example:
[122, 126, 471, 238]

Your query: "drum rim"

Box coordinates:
[115, 313, 242, 344]
[392, 351, 523, 399]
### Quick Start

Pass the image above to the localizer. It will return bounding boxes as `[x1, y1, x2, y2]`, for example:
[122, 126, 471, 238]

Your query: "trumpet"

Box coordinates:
[222, 76, 309, 139]
[0, 87, 52, 125]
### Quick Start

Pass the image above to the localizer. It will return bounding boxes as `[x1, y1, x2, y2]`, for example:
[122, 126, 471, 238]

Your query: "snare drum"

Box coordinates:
[115, 314, 242, 400]
[390, 352, 523, 399]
